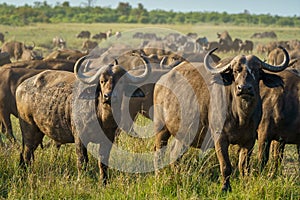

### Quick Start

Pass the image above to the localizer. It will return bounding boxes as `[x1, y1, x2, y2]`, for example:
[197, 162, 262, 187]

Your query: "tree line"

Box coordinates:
[0, 1, 299, 26]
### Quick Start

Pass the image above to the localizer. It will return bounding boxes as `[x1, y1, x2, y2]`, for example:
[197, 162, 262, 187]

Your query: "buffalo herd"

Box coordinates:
[0, 29, 299, 192]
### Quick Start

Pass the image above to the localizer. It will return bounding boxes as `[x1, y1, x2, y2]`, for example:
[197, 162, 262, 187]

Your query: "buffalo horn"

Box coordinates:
[204, 48, 231, 74]
[261, 46, 290, 72]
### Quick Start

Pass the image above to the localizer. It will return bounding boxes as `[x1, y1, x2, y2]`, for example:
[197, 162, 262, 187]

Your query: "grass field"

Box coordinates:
[0, 23, 299, 199]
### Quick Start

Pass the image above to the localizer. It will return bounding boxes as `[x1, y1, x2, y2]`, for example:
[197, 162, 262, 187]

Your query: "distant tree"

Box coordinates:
[81, 0, 97, 7]
[117, 2, 132, 16]
[62, 1, 70, 7]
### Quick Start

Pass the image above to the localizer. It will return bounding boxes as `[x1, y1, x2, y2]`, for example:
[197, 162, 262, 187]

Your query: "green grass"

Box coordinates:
[1, 116, 299, 199]
[0, 23, 299, 199]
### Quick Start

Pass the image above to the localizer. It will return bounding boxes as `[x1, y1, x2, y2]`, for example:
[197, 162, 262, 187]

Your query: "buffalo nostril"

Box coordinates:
[237, 85, 242, 91]
[104, 93, 111, 99]
[237, 85, 252, 93]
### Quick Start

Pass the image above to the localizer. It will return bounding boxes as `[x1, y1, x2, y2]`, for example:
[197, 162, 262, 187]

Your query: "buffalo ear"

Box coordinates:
[261, 70, 284, 88]
[78, 85, 98, 100]
[124, 84, 145, 97]
[210, 70, 233, 86]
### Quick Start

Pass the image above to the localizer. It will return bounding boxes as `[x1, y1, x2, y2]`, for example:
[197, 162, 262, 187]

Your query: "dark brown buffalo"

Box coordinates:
[44, 49, 86, 61]
[82, 40, 98, 52]
[76, 30, 91, 39]
[1, 58, 75, 70]
[0, 59, 76, 142]
[257, 66, 300, 171]
[203, 41, 220, 52]
[232, 38, 243, 52]
[1, 41, 36, 61]
[0, 32, 4, 43]
[217, 31, 233, 47]
[92, 32, 107, 40]
[251, 31, 277, 39]
[119, 68, 171, 133]
[153, 47, 289, 191]
[239, 40, 254, 54]
[0, 52, 11, 66]
[16, 55, 151, 184]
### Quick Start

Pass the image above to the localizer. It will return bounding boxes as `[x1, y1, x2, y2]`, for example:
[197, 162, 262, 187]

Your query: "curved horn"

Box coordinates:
[159, 56, 167, 69]
[125, 53, 151, 83]
[261, 46, 290, 72]
[204, 48, 231, 74]
[31, 41, 35, 49]
[74, 56, 107, 84]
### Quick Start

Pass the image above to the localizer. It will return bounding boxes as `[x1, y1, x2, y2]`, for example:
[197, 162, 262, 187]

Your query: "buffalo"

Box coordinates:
[257, 64, 300, 171]
[76, 31, 91, 39]
[0, 52, 11, 66]
[239, 40, 254, 54]
[1, 41, 37, 61]
[52, 36, 66, 49]
[16, 54, 151, 184]
[0, 32, 4, 43]
[44, 49, 86, 61]
[82, 40, 98, 53]
[0, 59, 76, 142]
[92, 32, 107, 40]
[153, 47, 290, 191]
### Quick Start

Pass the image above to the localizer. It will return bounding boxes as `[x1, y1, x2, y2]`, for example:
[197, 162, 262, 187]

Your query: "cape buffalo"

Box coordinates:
[16, 54, 151, 184]
[1, 41, 36, 60]
[76, 30, 91, 39]
[153, 47, 289, 191]
[257, 68, 300, 171]
[0, 59, 76, 143]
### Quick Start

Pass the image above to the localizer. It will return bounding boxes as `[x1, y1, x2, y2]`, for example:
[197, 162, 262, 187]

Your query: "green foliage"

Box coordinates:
[0, 2, 299, 26]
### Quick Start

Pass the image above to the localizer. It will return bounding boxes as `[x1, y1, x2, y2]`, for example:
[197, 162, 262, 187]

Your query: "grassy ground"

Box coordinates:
[0, 116, 299, 199]
[0, 23, 299, 199]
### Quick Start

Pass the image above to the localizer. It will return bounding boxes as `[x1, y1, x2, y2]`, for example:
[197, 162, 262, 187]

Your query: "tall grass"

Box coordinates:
[0, 23, 299, 199]
[1, 116, 299, 199]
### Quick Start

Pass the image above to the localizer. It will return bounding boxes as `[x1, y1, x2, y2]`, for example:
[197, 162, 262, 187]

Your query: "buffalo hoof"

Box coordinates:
[221, 182, 232, 192]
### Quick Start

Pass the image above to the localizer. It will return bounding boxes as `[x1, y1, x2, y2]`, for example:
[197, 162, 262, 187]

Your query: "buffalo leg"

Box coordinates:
[214, 136, 232, 192]
[258, 137, 271, 172]
[98, 128, 115, 185]
[19, 122, 44, 168]
[273, 140, 285, 171]
[98, 140, 114, 185]
[0, 113, 16, 142]
[75, 136, 88, 178]
[154, 126, 171, 173]
[238, 141, 255, 177]
[297, 145, 300, 164]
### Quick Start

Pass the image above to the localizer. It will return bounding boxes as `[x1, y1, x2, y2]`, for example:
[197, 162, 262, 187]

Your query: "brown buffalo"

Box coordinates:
[1, 41, 36, 61]
[257, 68, 300, 171]
[16, 54, 151, 184]
[76, 30, 91, 39]
[153, 47, 289, 191]
[52, 36, 66, 49]
[0, 52, 11, 66]
[82, 40, 98, 52]
[92, 32, 107, 40]
[44, 49, 86, 61]
[0, 59, 76, 142]
[232, 38, 243, 52]
[239, 40, 254, 54]
[217, 31, 233, 47]
[0, 32, 5, 43]
[268, 48, 300, 65]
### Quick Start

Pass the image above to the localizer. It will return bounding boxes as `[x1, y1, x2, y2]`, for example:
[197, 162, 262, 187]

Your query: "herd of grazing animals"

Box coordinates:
[0, 29, 299, 192]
